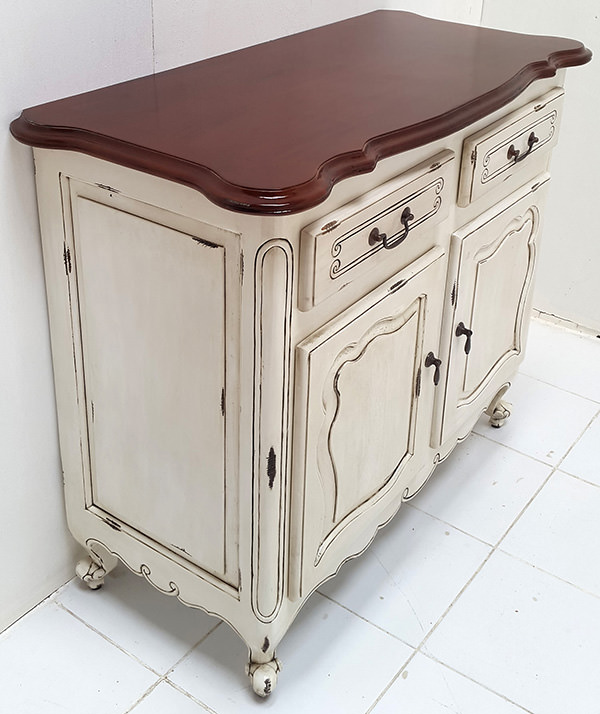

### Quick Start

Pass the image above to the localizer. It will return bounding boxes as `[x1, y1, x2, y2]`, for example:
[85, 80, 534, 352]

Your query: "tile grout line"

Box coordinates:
[404, 502, 495, 548]
[317, 590, 417, 648]
[122, 622, 223, 713]
[364, 647, 420, 714]
[418, 653, 537, 714]
[494, 549, 600, 602]
[558, 469, 600, 491]
[517, 369, 600, 405]
[54, 601, 163, 677]
[364, 546, 497, 713]
[473, 402, 600, 470]
[162, 680, 218, 713]
[492, 406, 600, 552]
[366, 405, 600, 712]
[471, 428, 562, 466]
[164, 621, 223, 677]
[122, 679, 163, 714]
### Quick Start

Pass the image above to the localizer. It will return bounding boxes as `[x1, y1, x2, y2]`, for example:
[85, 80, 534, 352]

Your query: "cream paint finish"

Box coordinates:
[481, 0, 600, 331]
[30, 73, 567, 694]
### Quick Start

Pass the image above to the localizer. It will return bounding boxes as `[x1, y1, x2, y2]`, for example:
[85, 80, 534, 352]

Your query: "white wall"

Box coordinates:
[0, 0, 153, 632]
[481, 0, 600, 332]
[153, 0, 385, 71]
[152, 0, 483, 71]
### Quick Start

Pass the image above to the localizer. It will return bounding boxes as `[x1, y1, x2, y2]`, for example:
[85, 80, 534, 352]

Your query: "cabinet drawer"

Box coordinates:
[458, 88, 563, 207]
[299, 151, 454, 310]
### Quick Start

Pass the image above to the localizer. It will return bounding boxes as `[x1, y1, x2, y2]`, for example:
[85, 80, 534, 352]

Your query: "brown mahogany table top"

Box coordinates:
[10, 11, 591, 215]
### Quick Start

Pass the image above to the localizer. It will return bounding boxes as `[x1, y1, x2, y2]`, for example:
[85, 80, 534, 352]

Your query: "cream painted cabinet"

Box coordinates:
[10, 11, 590, 697]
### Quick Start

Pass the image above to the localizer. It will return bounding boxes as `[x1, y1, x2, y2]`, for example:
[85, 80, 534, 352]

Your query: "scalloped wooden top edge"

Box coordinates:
[10, 37, 591, 216]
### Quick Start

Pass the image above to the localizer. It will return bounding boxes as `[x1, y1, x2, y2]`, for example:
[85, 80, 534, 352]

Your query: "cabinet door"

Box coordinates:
[435, 176, 549, 445]
[292, 249, 446, 596]
[63, 179, 241, 588]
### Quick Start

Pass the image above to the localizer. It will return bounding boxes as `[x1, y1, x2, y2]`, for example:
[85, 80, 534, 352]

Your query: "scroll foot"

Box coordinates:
[486, 399, 512, 428]
[75, 543, 118, 590]
[75, 556, 108, 590]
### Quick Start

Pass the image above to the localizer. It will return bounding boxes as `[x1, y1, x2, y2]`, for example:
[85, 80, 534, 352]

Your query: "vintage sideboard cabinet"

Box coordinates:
[11, 11, 591, 695]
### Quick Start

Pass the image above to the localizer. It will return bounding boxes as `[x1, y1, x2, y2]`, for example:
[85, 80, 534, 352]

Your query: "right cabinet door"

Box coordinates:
[436, 175, 550, 445]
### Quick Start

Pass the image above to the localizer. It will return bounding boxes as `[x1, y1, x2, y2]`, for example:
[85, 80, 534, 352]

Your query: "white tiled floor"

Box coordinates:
[3, 318, 600, 714]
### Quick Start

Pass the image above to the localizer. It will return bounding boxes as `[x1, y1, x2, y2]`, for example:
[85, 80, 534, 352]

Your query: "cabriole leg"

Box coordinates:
[246, 642, 282, 697]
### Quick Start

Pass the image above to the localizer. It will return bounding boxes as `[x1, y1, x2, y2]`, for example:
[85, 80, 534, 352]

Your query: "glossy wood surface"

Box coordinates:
[10, 11, 591, 214]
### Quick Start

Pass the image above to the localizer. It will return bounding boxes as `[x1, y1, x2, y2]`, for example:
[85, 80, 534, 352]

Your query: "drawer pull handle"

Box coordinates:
[507, 131, 539, 164]
[455, 322, 473, 354]
[368, 206, 414, 250]
[425, 351, 442, 386]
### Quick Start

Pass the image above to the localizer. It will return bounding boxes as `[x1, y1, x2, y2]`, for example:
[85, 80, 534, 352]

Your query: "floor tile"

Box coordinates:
[0, 601, 157, 714]
[372, 652, 528, 714]
[412, 434, 552, 544]
[560, 412, 600, 485]
[130, 681, 207, 713]
[169, 593, 413, 712]
[501, 471, 600, 596]
[520, 319, 600, 402]
[57, 566, 217, 674]
[320, 506, 490, 647]
[473, 373, 598, 465]
[424, 550, 600, 714]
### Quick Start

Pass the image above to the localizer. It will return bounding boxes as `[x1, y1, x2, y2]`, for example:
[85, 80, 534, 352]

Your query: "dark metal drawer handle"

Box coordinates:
[507, 131, 539, 164]
[368, 206, 414, 250]
[455, 322, 473, 354]
[425, 352, 442, 386]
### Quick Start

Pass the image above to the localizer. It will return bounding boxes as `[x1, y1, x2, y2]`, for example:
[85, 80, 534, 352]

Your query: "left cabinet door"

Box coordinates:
[61, 179, 241, 588]
[292, 249, 446, 597]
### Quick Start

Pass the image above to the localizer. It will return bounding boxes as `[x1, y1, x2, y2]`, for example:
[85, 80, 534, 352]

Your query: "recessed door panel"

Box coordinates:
[68, 186, 240, 584]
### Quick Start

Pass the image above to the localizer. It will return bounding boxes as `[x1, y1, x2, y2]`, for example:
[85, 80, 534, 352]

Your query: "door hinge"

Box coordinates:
[470, 148, 477, 164]
[415, 367, 422, 397]
[240, 250, 245, 285]
[63, 245, 72, 275]
[450, 281, 457, 306]
[96, 183, 120, 193]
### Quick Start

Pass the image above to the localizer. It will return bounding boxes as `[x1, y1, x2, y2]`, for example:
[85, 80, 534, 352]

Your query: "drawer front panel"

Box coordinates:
[299, 151, 454, 310]
[458, 88, 563, 206]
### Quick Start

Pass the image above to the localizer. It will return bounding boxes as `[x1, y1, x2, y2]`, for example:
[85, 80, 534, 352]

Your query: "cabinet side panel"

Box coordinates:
[72, 195, 227, 578]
